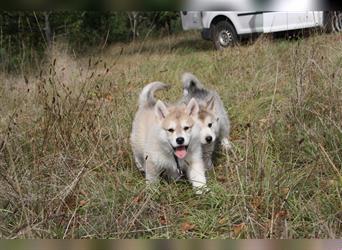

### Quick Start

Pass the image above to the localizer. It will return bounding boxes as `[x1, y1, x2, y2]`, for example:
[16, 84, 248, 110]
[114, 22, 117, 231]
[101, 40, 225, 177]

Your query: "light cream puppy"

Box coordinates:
[130, 82, 207, 193]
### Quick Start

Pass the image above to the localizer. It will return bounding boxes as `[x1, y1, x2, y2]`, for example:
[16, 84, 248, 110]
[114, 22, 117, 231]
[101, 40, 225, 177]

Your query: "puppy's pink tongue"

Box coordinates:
[175, 146, 187, 159]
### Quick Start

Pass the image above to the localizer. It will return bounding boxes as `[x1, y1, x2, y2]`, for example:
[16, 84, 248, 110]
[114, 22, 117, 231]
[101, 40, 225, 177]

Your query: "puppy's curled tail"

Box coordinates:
[139, 81, 169, 108]
[182, 72, 204, 96]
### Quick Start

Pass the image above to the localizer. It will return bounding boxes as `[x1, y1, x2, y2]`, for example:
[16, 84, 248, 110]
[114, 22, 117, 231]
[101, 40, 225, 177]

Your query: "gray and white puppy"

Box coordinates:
[181, 72, 231, 169]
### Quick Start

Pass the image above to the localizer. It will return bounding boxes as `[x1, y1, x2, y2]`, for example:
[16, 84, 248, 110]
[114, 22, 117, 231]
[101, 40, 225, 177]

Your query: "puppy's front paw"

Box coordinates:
[221, 138, 232, 151]
[194, 185, 210, 195]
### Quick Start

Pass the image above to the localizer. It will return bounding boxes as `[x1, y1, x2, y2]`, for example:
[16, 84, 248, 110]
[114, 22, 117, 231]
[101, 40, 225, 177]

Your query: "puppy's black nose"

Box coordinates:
[205, 136, 212, 143]
[176, 137, 184, 145]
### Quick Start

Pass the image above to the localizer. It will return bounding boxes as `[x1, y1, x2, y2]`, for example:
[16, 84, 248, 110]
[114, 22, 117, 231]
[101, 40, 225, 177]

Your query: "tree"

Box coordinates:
[43, 11, 52, 47]
[126, 12, 143, 41]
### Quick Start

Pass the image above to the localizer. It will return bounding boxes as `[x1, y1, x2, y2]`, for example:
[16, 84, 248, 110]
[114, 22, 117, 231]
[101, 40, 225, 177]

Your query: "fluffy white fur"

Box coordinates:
[130, 82, 208, 194]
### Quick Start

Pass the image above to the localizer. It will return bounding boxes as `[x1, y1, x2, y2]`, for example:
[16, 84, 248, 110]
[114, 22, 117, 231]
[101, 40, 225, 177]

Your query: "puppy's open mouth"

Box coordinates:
[174, 145, 188, 159]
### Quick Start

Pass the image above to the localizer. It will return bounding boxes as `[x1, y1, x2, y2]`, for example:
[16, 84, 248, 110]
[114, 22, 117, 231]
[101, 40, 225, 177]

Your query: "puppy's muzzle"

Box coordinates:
[205, 136, 213, 143]
[176, 137, 185, 145]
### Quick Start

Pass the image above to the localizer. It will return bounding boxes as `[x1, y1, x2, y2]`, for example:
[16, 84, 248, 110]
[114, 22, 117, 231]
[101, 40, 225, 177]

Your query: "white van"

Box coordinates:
[181, 11, 342, 49]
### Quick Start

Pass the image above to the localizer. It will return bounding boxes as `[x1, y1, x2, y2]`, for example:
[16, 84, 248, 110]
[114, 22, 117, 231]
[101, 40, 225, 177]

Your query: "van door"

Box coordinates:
[181, 11, 203, 30]
[287, 12, 307, 30]
[235, 12, 263, 34]
[287, 12, 320, 30]
[263, 11, 322, 33]
[263, 12, 288, 33]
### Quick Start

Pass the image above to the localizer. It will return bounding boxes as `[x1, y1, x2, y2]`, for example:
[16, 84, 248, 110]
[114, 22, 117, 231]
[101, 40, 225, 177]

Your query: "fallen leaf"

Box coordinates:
[183, 210, 190, 216]
[104, 93, 113, 102]
[218, 217, 226, 225]
[80, 190, 87, 196]
[233, 223, 245, 236]
[230, 134, 240, 140]
[217, 175, 226, 182]
[79, 200, 88, 207]
[133, 194, 143, 204]
[280, 187, 290, 196]
[159, 215, 168, 225]
[275, 210, 288, 218]
[251, 196, 262, 209]
[181, 222, 196, 232]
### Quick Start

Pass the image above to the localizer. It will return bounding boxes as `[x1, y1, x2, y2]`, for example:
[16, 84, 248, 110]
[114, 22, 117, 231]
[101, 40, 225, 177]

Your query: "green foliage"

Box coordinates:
[0, 11, 181, 72]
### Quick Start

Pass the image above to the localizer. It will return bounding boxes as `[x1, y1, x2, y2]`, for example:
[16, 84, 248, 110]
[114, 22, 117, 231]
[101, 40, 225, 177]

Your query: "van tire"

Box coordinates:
[211, 20, 238, 50]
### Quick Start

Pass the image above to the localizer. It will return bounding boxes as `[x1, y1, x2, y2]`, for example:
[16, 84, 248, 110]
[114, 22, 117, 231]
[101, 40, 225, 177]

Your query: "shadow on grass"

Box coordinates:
[123, 36, 214, 55]
[172, 38, 214, 52]
[115, 29, 329, 58]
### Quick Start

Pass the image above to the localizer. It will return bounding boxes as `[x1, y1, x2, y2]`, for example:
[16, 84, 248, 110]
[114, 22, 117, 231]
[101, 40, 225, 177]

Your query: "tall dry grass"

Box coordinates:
[0, 31, 341, 238]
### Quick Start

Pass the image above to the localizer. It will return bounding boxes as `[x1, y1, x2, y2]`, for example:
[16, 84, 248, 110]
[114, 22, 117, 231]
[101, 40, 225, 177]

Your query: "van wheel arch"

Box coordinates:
[210, 16, 238, 50]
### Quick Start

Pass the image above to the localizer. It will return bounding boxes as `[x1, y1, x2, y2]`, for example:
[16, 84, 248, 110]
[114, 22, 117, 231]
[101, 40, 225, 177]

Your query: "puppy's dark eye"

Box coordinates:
[184, 126, 189, 131]
[208, 123, 213, 128]
[168, 128, 174, 133]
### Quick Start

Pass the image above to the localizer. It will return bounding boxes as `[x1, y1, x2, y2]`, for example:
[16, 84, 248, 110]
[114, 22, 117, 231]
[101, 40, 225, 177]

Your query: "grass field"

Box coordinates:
[0, 31, 341, 239]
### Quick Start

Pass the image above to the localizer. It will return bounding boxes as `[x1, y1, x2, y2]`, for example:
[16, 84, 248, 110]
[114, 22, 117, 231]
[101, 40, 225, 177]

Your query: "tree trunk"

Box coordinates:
[127, 12, 140, 41]
[44, 12, 52, 47]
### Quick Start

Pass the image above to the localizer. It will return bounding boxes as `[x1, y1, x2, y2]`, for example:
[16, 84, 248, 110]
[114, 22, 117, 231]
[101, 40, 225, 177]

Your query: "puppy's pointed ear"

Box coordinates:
[206, 96, 215, 111]
[155, 100, 169, 120]
[186, 98, 199, 117]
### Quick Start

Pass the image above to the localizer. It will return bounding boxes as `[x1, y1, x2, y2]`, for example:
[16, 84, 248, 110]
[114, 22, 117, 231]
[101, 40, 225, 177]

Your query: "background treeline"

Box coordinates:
[0, 11, 181, 71]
